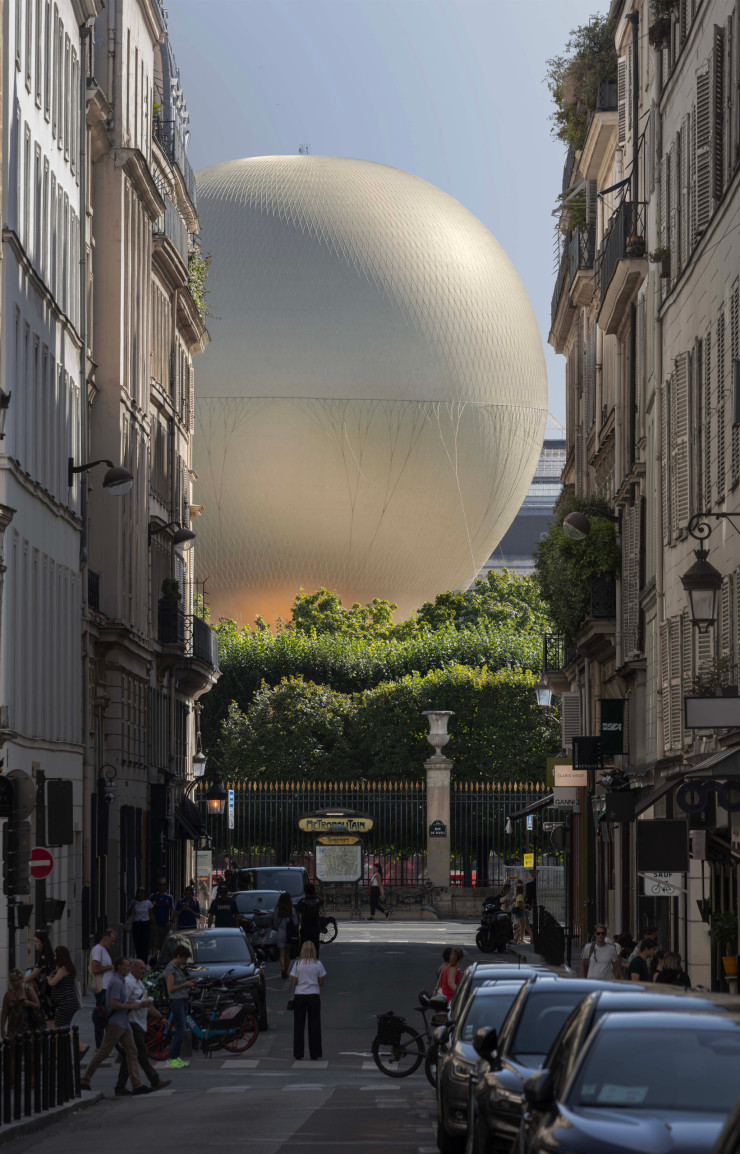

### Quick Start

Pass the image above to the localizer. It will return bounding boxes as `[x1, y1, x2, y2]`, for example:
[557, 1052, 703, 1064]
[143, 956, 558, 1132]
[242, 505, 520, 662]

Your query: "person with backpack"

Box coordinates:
[273, 891, 299, 979]
[580, 924, 622, 980]
[297, 883, 323, 958]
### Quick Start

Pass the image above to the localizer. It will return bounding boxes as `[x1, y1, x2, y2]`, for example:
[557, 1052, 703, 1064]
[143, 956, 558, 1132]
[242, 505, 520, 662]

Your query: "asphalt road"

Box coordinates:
[9, 922, 478, 1154]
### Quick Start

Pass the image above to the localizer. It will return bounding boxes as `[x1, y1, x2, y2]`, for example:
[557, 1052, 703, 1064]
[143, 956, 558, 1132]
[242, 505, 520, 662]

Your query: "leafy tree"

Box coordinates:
[288, 587, 409, 639]
[545, 14, 617, 152]
[416, 570, 552, 634]
[533, 493, 621, 638]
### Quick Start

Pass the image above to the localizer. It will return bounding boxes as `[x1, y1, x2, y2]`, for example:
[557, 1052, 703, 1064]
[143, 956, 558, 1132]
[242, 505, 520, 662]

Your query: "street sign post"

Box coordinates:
[30, 847, 54, 880]
[228, 789, 235, 830]
[640, 871, 686, 896]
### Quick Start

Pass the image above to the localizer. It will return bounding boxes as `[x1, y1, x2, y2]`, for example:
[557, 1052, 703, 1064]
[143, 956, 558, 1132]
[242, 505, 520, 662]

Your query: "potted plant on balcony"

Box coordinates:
[626, 234, 645, 258]
[649, 0, 677, 49]
[159, 578, 184, 645]
[710, 910, 738, 977]
[649, 247, 671, 278]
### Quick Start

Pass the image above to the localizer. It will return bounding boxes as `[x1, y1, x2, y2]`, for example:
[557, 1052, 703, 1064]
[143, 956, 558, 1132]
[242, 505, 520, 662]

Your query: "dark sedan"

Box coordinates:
[449, 963, 546, 1024]
[158, 928, 268, 1030]
[437, 982, 526, 1153]
[521, 1011, 740, 1154]
[468, 976, 613, 1154]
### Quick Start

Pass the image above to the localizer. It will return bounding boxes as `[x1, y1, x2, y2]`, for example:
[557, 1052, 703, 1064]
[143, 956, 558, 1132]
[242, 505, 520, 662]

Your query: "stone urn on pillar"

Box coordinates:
[422, 710, 453, 890]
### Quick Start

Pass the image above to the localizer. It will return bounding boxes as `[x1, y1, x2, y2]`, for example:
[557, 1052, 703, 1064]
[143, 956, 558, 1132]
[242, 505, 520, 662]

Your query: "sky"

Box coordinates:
[164, 0, 603, 427]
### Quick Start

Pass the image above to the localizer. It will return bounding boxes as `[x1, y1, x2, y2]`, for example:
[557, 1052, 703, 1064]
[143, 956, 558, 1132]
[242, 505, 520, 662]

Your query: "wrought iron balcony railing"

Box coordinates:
[153, 195, 188, 265]
[567, 223, 595, 284]
[152, 115, 196, 205]
[543, 632, 576, 675]
[158, 599, 219, 671]
[590, 576, 617, 619]
[595, 200, 647, 304]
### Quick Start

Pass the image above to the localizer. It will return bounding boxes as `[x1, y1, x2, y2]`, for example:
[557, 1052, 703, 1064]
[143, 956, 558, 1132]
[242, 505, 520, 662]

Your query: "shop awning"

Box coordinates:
[508, 793, 554, 822]
[175, 798, 206, 841]
[634, 746, 740, 817]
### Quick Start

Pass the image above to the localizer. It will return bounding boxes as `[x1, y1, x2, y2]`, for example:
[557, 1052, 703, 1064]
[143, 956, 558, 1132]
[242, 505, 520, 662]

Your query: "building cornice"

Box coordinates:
[137, 0, 167, 47]
[0, 458, 83, 530]
[113, 149, 166, 221]
[71, 0, 104, 23]
[86, 82, 112, 164]
[177, 287, 209, 354]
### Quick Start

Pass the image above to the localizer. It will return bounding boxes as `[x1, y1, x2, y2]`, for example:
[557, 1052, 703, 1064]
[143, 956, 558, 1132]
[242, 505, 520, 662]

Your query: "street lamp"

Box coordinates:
[205, 777, 228, 816]
[681, 547, 723, 633]
[99, 763, 118, 805]
[68, 458, 134, 495]
[193, 749, 207, 778]
[533, 677, 552, 710]
[148, 521, 197, 554]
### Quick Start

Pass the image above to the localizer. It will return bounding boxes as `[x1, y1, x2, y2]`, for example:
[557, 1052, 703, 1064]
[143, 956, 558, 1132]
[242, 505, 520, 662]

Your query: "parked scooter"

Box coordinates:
[242, 903, 280, 962]
[475, 894, 513, 954]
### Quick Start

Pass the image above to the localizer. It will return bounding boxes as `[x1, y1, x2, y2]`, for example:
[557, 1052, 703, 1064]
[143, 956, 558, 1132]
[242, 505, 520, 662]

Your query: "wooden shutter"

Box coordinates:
[724, 16, 733, 190]
[585, 326, 596, 432]
[671, 353, 691, 538]
[561, 692, 581, 754]
[682, 610, 693, 699]
[617, 57, 627, 146]
[626, 49, 633, 135]
[734, 566, 740, 674]
[694, 338, 704, 510]
[721, 574, 734, 659]
[731, 284, 740, 488]
[697, 624, 714, 679]
[704, 331, 713, 508]
[680, 115, 690, 269]
[670, 137, 679, 282]
[696, 70, 712, 235]
[669, 617, 683, 750]
[690, 102, 698, 247]
[659, 621, 670, 753]
[662, 377, 672, 546]
[188, 365, 194, 434]
[636, 292, 646, 413]
[575, 429, 584, 496]
[623, 504, 640, 658]
[712, 25, 725, 202]
[679, 0, 688, 45]
[660, 152, 669, 304]
[717, 309, 726, 502]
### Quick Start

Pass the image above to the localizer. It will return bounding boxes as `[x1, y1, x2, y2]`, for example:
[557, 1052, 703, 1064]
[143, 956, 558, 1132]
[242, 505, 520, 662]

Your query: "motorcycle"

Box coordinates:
[475, 895, 513, 954]
[242, 908, 280, 962]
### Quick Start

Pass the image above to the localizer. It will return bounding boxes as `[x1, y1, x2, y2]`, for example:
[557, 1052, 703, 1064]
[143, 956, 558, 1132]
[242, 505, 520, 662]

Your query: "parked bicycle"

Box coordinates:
[372, 990, 449, 1085]
[319, 915, 338, 945]
[145, 977, 259, 1058]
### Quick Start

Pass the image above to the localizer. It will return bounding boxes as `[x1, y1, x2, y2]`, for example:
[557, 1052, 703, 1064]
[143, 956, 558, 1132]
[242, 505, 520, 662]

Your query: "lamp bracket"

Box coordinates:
[687, 512, 740, 542]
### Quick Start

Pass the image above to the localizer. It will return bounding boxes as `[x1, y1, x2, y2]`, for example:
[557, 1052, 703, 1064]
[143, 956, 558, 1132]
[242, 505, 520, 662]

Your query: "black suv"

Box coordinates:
[234, 866, 309, 903]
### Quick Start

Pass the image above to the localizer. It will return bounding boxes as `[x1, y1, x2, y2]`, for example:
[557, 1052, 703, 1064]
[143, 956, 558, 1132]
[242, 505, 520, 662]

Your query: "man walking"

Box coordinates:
[580, 924, 622, 980]
[113, 959, 171, 1095]
[149, 878, 175, 953]
[89, 927, 117, 1048]
[628, 937, 658, 983]
[208, 884, 239, 927]
[81, 957, 150, 1094]
[173, 884, 201, 930]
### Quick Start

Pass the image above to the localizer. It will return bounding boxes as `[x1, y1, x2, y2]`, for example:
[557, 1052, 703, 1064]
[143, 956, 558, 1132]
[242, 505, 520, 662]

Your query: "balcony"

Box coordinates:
[562, 147, 576, 194]
[595, 200, 648, 336]
[580, 82, 619, 180]
[543, 632, 577, 695]
[550, 225, 595, 354]
[574, 575, 617, 662]
[153, 195, 188, 266]
[152, 116, 197, 206]
[158, 599, 220, 674]
[192, 614, 219, 669]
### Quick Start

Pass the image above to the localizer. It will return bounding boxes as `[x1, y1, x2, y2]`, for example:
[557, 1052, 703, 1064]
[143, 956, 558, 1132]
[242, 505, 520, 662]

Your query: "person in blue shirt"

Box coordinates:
[173, 885, 201, 931]
[149, 878, 175, 952]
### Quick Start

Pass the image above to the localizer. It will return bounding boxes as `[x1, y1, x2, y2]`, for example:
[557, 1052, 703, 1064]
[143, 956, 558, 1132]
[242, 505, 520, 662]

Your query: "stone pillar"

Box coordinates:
[425, 753, 451, 888]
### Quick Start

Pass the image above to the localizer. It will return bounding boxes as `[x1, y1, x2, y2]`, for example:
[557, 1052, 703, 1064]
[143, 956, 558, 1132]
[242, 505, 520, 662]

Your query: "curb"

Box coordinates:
[0, 1092, 103, 1145]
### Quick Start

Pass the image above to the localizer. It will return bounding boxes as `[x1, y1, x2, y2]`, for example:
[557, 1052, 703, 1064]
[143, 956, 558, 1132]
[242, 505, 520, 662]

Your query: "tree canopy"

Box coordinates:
[545, 14, 617, 152]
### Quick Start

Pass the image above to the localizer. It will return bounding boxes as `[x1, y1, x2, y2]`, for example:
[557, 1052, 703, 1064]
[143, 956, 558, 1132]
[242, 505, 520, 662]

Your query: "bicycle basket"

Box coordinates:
[376, 1011, 406, 1044]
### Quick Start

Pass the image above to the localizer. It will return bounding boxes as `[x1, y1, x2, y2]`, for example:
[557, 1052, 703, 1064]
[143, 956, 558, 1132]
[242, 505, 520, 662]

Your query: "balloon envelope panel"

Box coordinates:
[194, 156, 548, 622]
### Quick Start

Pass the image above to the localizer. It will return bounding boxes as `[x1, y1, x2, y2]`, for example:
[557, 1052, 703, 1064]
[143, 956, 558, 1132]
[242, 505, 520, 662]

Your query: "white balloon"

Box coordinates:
[194, 156, 547, 623]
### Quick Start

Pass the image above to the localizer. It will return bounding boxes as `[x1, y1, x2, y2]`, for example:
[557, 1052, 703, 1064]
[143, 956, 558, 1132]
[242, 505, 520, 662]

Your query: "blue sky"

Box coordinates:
[165, 0, 603, 426]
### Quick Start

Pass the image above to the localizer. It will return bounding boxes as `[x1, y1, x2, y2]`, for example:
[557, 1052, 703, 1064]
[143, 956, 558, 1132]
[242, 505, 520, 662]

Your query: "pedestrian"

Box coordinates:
[127, 886, 153, 962]
[2, 969, 42, 1039]
[439, 948, 464, 1003]
[627, 926, 658, 965]
[27, 930, 55, 1023]
[163, 944, 198, 1069]
[113, 959, 171, 1095]
[173, 884, 201, 930]
[367, 862, 390, 921]
[273, 891, 299, 979]
[580, 924, 622, 980]
[149, 877, 175, 954]
[89, 927, 117, 1048]
[654, 950, 691, 988]
[80, 957, 150, 1095]
[297, 883, 323, 957]
[628, 937, 658, 983]
[222, 855, 236, 891]
[512, 882, 529, 945]
[46, 946, 82, 1029]
[434, 947, 453, 993]
[208, 883, 239, 928]
[290, 940, 326, 1060]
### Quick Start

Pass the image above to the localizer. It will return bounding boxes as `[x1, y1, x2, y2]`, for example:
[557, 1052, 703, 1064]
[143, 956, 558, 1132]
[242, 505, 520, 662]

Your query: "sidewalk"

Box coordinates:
[0, 1093, 102, 1146]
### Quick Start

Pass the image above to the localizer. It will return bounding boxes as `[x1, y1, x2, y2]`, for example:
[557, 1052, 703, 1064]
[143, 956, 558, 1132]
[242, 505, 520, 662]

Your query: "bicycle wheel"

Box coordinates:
[372, 1027, 424, 1077]
[424, 1043, 438, 1087]
[145, 1017, 172, 1060]
[319, 917, 338, 945]
[221, 1013, 259, 1053]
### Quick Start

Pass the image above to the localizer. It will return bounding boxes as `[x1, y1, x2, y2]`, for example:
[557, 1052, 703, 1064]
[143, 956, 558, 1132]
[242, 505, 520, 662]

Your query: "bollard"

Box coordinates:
[23, 1032, 32, 1117]
[2, 1038, 11, 1123]
[33, 1031, 42, 1115]
[72, 1025, 81, 1097]
[13, 1036, 22, 1120]
[60, 1028, 71, 1103]
[41, 1030, 49, 1112]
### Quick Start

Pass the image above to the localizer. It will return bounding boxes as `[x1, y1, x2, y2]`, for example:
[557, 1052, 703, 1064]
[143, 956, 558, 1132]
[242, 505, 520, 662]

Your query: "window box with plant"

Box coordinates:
[649, 0, 678, 49]
[710, 910, 738, 976]
[649, 247, 671, 278]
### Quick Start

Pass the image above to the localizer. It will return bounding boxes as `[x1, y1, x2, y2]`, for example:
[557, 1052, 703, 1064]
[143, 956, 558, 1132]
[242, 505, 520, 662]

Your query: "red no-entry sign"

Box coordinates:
[30, 847, 54, 880]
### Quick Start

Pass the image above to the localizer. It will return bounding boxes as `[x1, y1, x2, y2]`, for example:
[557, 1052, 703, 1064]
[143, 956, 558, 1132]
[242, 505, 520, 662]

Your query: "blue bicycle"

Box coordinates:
[146, 978, 258, 1057]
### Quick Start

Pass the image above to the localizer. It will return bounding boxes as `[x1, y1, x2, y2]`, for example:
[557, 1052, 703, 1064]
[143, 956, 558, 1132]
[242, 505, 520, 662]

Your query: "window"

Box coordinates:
[56, 17, 63, 149]
[25, 0, 32, 89]
[34, 0, 41, 103]
[33, 144, 41, 269]
[63, 35, 70, 159]
[16, 0, 22, 70]
[50, 172, 56, 291]
[43, 0, 50, 117]
[23, 125, 31, 249]
[52, 6, 59, 139]
[42, 158, 49, 280]
[70, 49, 78, 174]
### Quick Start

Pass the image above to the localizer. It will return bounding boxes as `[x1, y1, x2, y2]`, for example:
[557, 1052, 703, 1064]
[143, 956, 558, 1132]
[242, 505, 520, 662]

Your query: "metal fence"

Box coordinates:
[198, 780, 563, 904]
[0, 1027, 81, 1126]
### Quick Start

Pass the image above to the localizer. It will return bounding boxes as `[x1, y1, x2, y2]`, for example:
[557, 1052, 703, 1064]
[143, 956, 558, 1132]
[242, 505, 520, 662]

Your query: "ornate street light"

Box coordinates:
[99, 763, 118, 805]
[193, 749, 207, 778]
[204, 776, 228, 816]
[533, 677, 552, 710]
[148, 521, 196, 553]
[681, 547, 723, 633]
[68, 458, 133, 495]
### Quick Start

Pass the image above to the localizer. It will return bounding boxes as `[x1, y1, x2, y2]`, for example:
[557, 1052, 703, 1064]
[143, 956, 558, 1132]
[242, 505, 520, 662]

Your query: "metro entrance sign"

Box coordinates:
[30, 847, 54, 880]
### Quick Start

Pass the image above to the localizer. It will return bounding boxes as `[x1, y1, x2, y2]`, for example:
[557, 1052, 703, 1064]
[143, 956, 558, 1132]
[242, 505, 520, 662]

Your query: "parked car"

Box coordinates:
[234, 866, 309, 903]
[436, 982, 527, 1153]
[468, 976, 612, 1153]
[157, 928, 268, 1031]
[449, 963, 547, 1025]
[520, 1010, 740, 1154]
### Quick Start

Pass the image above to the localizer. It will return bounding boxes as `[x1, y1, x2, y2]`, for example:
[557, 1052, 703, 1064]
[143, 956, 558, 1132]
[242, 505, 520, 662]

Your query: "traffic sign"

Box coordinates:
[526, 814, 533, 830]
[523, 852, 534, 869]
[30, 847, 54, 880]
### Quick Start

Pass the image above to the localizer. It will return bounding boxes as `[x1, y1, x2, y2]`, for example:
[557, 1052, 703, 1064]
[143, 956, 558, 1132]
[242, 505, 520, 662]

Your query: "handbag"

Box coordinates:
[89, 968, 103, 994]
[286, 998, 295, 1011]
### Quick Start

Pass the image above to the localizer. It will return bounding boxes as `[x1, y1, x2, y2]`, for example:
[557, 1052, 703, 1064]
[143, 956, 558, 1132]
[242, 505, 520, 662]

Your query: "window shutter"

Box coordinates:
[690, 103, 697, 247]
[680, 115, 690, 269]
[724, 16, 733, 189]
[696, 71, 712, 235]
[189, 365, 195, 434]
[626, 49, 632, 135]
[671, 351, 690, 538]
[697, 624, 714, 678]
[679, 0, 688, 45]
[617, 57, 627, 146]
[561, 692, 581, 754]
[717, 309, 726, 502]
[681, 611, 693, 698]
[575, 429, 584, 496]
[660, 621, 670, 754]
[662, 377, 672, 546]
[636, 293, 645, 413]
[623, 504, 640, 658]
[731, 284, 740, 487]
[734, 566, 740, 673]
[705, 331, 713, 508]
[711, 25, 725, 202]
[669, 618, 683, 750]
[721, 574, 734, 658]
[670, 138, 679, 283]
[660, 152, 669, 304]
[585, 326, 596, 432]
